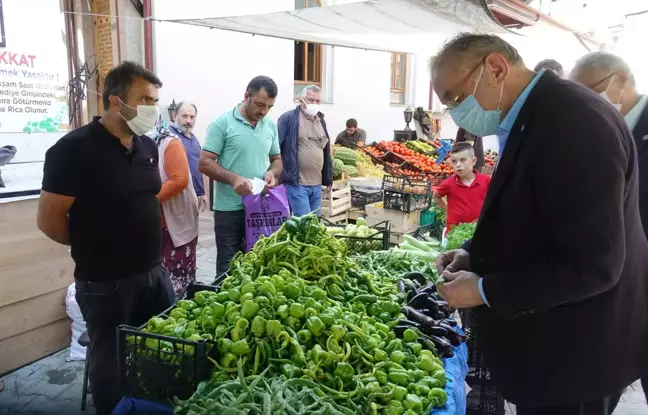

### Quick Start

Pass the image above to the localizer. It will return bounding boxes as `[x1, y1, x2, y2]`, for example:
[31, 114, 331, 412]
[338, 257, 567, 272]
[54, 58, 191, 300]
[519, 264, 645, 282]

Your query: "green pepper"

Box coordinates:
[215, 291, 230, 303]
[365, 336, 380, 350]
[418, 355, 443, 374]
[318, 311, 335, 326]
[383, 401, 405, 415]
[266, 319, 283, 338]
[240, 299, 260, 320]
[214, 324, 229, 339]
[285, 220, 299, 234]
[231, 318, 249, 342]
[386, 339, 404, 355]
[273, 294, 287, 308]
[250, 315, 266, 338]
[259, 280, 276, 296]
[276, 304, 290, 320]
[216, 338, 233, 353]
[311, 287, 327, 301]
[374, 349, 388, 362]
[201, 311, 216, 332]
[194, 291, 213, 306]
[374, 369, 388, 385]
[281, 363, 302, 379]
[226, 305, 242, 325]
[374, 322, 390, 334]
[417, 383, 430, 396]
[201, 333, 213, 341]
[289, 303, 305, 318]
[228, 288, 241, 303]
[231, 339, 251, 355]
[271, 274, 285, 291]
[297, 329, 312, 344]
[422, 377, 443, 389]
[306, 316, 325, 337]
[284, 316, 300, 330]
[211, 303, 225, 320]
[169, 307, 187, 320]
[403, 394, 423, 413]
[410, 369, 426, 382]
[177, 300, 197, 311]
[428, 388, 448, 408]
[240, 281, 255, 296]
[284, 283, 302, 299]
[380, 301, 401, 316]
[330, 325, 346, 341]
[334, 362, 355, 382]
[388, 370, 410, 386]
[408, 342, 422, 356]
[220, 352, 237, 368]
[191, 307, 203, 320]
[432, 370, 446, 387]
[403, 329, 418, 343]
[392, 385, 408, 401]
[239, 292, 254, 305]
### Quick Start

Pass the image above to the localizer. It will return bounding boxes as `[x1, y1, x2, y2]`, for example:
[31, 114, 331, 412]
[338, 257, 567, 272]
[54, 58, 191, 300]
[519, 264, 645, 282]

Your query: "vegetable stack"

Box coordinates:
[165, 214, 450, 414]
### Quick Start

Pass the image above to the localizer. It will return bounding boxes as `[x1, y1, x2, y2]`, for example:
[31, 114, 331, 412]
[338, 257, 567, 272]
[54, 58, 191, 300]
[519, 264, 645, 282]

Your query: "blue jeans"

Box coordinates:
[285, 184, 322, 216]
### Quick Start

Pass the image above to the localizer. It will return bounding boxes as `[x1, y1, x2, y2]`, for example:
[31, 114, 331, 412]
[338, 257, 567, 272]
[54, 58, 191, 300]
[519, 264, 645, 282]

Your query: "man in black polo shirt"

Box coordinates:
[37, 61, 174, 415]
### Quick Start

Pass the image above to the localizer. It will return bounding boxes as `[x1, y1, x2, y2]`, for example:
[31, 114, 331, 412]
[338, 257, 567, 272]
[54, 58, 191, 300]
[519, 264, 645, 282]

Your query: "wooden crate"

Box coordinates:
[322, 179, 351, 218]
[347, 208, 365, 222]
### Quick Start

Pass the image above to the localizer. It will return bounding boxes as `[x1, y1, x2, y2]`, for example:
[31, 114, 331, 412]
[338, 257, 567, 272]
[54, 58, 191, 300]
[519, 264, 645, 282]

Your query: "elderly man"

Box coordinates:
[169, 101, 208, 212]
[570, 51, 648, 402]
[432, 33, 648, 414]
[278, 85, 333, 216]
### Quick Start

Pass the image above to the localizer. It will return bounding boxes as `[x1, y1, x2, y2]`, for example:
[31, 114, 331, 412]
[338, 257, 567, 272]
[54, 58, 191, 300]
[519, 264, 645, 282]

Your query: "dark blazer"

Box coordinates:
[632, 97, 648, 241]
[465, 72, 648, 406]
[277, 106, 333, 187]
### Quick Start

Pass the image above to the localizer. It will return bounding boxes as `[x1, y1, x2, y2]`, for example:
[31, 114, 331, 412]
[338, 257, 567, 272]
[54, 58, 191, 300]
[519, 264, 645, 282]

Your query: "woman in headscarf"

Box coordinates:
[148, 116, 199, 296]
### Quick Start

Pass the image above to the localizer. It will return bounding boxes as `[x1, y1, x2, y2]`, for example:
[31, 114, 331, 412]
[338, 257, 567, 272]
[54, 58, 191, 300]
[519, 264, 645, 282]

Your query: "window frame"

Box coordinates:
[294, 0, 323, 87]
[390, 52, 408, 104]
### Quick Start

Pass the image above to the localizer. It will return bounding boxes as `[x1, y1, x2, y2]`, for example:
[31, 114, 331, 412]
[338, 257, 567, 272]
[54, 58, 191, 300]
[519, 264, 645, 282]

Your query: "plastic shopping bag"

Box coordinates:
[65, 283, 87, 361]
[242, 185, 290, 252]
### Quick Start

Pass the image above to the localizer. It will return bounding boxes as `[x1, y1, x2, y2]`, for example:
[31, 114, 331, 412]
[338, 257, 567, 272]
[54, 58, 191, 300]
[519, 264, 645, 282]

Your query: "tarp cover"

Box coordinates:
[159, 0, 508, 54]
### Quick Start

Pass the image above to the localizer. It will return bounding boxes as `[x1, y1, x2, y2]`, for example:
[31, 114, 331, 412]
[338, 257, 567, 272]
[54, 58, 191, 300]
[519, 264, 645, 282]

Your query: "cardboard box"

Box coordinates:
[365, 202, 421, 234]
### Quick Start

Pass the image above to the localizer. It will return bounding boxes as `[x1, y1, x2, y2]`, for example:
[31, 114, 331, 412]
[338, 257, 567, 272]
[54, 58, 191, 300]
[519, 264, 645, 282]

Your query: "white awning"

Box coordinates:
[156, 0, 509, 54]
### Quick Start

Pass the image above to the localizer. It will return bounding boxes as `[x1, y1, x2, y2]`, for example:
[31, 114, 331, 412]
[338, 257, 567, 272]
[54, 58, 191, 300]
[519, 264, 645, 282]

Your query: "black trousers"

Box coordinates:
[213, 210, 245, 276]
[75, 264, 174, 415]
[516, 390, 623, 415]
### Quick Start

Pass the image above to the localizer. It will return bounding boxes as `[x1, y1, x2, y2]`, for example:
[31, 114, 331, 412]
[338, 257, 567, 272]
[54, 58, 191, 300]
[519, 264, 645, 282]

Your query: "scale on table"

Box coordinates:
[393, 107, 418, 142]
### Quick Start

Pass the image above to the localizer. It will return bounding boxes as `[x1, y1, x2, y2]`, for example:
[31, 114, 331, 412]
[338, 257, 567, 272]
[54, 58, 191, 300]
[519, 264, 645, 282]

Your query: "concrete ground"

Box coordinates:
[0, 212, 646, 414]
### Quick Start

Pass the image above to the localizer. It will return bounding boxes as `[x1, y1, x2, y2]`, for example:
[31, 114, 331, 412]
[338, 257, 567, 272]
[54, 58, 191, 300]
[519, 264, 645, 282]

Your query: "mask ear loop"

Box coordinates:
[472, 65, 485, 96]
[497, 82, 504, 111]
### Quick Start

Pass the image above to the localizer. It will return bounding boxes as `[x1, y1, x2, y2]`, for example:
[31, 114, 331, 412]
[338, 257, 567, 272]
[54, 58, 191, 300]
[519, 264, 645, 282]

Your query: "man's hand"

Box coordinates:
[198, 195, 209, 212]
[233, 177, 253, 196]
[436, 271, 484, 308]
[264, 171, 277, 189]
[436, 248, 470, 275]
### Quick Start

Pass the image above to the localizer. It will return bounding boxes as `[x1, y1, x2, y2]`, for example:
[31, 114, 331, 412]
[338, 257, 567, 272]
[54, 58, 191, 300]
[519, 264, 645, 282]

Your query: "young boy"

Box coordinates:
[432, 142, 491, 230]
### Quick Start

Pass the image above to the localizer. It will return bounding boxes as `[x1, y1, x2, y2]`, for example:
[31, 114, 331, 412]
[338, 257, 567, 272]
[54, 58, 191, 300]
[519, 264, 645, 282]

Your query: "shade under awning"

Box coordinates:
[157, 0, 509, 54]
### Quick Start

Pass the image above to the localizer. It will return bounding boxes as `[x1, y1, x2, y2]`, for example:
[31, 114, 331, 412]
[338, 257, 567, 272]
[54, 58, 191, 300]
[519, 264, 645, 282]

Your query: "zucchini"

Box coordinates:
[402, 235, 432, 252]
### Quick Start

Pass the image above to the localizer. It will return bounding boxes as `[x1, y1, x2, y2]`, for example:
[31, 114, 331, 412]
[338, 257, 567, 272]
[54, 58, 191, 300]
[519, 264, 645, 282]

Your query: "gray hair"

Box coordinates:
[175, 101, 198, 115]
[301, 85, 322, 98]
[430, 33, 524, 73]
[572, 52, 634, 84]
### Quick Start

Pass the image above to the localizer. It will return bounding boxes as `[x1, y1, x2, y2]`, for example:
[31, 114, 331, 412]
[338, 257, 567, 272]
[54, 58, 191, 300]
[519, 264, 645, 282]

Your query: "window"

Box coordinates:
[390, 52, 407, 104]
[294, 0, 323, 97]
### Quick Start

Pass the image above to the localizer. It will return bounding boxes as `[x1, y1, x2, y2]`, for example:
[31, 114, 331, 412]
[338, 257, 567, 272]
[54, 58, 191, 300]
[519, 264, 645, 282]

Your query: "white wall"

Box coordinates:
[152, 0, 431, 145]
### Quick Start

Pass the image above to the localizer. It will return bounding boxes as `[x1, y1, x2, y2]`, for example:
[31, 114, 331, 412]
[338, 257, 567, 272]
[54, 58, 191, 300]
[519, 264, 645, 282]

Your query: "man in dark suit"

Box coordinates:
[431, 33, 648, 415]
[570, 50, 648, 404]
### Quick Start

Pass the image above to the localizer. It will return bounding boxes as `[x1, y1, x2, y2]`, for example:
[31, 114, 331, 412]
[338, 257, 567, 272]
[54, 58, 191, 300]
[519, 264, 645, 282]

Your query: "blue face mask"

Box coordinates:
[449, 66, 504, 137]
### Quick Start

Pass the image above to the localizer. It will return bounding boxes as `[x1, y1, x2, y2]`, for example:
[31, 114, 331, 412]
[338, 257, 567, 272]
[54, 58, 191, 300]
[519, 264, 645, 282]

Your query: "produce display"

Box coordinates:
[141, 214, 459, 414]
[445, 222, 477, 251]
[354, 149, 385, 178]
[333, 147, 358, 166]
[405, 140, 436, 157]
[352, 240, 439, 282]
[332, 146, 384, 179]
[379, 141, 453, 175]
[326, 217, 385, 254]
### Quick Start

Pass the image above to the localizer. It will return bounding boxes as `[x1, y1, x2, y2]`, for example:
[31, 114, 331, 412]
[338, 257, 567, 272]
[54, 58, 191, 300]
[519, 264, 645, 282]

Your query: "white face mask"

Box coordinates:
[599, 75, 624, 112]
[119, 99, 159, 136]
[301, 99, 320, 117]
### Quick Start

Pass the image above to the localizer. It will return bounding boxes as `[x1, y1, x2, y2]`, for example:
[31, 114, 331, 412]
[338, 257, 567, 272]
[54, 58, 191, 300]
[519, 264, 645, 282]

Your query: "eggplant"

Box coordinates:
[418, 325, 449, 338]
[429, 335, 454, 357]
[417, 283, 437, 296]
[397, 319, 419, 327]
[408, 293, 440, 312]
[402, 306, 436, 327]
[397, 279, 417, 301]
[442, 318, 458, 327]
[439, 322, 465, 345]
[396, 279, 406, 293]
[402, 271, 427, 287]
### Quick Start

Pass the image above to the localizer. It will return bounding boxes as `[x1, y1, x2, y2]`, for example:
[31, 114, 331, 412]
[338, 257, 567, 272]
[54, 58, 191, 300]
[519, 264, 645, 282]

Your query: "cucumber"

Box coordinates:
[402, 235, 433, 252]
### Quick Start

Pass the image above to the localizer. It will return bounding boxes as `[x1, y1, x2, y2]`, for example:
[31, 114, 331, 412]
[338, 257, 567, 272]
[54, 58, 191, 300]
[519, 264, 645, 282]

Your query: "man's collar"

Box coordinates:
[497, 69, 546, 136]
[169, 124, 194, 139]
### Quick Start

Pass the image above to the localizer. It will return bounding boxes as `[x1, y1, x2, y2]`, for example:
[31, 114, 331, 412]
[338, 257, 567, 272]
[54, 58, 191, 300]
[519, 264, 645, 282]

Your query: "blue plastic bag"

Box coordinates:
[432, 327, 469, 415]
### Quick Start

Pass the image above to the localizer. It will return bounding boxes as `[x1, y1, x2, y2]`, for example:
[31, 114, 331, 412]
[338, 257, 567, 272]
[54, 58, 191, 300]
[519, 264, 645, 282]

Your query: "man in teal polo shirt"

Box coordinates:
[199, 76, 283, 275]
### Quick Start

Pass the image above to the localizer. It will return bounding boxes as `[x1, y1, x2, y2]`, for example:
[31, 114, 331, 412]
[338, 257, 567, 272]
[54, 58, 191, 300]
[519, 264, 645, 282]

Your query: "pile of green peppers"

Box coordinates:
[152, 214, 449, 414]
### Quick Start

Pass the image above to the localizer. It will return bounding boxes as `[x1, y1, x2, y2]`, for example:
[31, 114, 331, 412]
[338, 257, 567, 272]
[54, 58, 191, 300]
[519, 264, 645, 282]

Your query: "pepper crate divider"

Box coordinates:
[321, 179, 351, 218]
[117, 283, 220, 403]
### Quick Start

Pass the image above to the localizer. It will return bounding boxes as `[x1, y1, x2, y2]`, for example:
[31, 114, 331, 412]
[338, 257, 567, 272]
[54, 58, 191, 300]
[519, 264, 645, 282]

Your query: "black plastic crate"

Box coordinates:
[429, 172, 452, 187]
[351, 189, 383, 208]
[412, 223, 443, 242]
[322, 218, 391, 254]
[382, 174, 431, 194]
[117, 283, 220, 403]
[460, 309, 506, 415]
[383, 190, 431, 213]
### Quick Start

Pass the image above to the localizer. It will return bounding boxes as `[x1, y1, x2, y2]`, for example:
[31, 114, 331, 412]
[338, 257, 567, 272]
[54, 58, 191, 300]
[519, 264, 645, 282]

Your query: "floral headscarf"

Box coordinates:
[146, 113, 174, 146]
